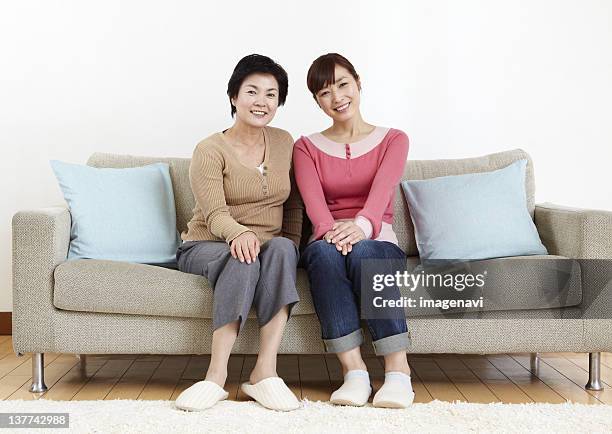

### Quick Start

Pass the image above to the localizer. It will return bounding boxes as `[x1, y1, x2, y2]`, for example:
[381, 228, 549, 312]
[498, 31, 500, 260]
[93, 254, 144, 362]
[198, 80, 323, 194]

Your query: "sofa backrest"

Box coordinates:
[88, 148, 535, 255]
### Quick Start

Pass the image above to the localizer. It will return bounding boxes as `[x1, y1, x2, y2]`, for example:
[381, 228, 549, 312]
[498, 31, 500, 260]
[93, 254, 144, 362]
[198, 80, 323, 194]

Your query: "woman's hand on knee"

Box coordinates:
[230, 232, 260, 264]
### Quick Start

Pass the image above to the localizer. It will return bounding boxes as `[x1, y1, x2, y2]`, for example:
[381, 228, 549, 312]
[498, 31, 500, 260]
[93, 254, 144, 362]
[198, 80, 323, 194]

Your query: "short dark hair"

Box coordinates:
[227, 54, 289, 117]
[307, 53, 360, 100]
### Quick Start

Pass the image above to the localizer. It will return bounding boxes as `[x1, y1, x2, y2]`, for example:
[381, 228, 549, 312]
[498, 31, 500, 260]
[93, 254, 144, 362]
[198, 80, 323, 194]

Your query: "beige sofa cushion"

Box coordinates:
[53, 259, 314, 319]
[53, 254, 580, 320]
[403, 255, 582, 317]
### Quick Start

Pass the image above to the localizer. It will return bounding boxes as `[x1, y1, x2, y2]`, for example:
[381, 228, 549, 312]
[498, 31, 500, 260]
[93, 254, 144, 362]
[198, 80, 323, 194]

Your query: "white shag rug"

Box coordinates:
[2, 399, 612, 434]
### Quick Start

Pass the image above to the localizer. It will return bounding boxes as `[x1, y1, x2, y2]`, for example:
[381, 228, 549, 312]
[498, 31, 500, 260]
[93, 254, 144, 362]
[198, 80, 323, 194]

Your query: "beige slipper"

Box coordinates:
[175, 380, 229, 411]
[241, 377, 301, 411]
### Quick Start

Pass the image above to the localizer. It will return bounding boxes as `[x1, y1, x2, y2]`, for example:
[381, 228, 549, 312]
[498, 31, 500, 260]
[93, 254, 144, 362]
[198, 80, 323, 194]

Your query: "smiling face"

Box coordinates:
[315, 64, 361, 122]
[231, 73, 280, 128]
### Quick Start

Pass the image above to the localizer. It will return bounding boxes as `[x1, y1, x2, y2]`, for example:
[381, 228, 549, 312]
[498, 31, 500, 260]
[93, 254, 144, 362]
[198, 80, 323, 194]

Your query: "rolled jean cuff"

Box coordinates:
[372, 331, 411, 356]
[323, 329, 364, 353]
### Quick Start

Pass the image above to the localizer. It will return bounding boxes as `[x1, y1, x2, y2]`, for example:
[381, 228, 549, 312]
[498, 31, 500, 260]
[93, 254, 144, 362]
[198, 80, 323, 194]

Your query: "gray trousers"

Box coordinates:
[176, 237, 300, 333]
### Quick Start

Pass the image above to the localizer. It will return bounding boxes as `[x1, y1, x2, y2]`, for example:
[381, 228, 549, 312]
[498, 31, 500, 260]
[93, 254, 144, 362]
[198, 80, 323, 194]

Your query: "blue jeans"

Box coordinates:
[301, 239, 410, 356]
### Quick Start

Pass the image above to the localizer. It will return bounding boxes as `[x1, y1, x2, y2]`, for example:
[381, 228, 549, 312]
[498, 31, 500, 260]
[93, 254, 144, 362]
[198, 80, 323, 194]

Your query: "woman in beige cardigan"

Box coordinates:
[174, 55, 303, 412]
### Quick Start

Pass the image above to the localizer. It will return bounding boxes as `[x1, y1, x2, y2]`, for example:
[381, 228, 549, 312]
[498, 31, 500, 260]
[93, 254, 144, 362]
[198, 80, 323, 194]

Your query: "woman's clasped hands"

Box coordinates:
[323, 220, 366, 255]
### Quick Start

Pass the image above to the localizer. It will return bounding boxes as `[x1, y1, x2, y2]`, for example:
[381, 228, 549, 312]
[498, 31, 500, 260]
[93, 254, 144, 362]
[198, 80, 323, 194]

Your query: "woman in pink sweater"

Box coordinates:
[293, 53, 414, 408]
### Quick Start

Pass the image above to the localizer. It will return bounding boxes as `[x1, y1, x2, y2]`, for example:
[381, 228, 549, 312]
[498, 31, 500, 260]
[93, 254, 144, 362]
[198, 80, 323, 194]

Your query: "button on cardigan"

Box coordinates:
[182, 126, 303, 246]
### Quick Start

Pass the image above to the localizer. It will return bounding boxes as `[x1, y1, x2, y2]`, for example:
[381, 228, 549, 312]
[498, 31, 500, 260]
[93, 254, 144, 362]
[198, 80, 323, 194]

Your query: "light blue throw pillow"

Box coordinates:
[50, 160, 181, 263]
[401, 159, 547, 260]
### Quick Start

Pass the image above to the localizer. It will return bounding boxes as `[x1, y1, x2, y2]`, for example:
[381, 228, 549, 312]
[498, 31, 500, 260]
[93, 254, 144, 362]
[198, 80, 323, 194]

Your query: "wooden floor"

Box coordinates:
[2, 336, 611, 404]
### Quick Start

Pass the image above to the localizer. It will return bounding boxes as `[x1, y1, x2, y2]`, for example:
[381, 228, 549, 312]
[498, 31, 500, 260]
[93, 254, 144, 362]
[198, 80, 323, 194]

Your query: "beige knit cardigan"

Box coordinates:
[182, 126, 303, 246]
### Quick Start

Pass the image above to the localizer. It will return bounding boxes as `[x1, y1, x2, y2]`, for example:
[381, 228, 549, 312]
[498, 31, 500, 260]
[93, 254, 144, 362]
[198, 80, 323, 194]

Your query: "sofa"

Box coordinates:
[12, 148, 612, 394]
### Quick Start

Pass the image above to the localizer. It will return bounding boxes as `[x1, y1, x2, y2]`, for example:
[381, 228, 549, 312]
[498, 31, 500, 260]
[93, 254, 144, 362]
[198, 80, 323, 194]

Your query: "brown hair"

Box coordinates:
[306, 53, 360, 100]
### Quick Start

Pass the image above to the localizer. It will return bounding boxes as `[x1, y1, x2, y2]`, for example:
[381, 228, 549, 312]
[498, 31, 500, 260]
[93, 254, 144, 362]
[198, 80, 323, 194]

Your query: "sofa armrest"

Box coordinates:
[12, 207, 71, 354]
[535, 202, 612, 259]
[536, 203, 612, 320]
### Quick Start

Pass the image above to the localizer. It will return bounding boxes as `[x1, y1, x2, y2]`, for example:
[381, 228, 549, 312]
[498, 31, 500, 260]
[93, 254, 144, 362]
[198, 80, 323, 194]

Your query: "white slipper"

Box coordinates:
[373, 372, 415, 409]
[175, 380, 229, 411]
[330, 370, 372, 407]
[241, 377, 301, 411]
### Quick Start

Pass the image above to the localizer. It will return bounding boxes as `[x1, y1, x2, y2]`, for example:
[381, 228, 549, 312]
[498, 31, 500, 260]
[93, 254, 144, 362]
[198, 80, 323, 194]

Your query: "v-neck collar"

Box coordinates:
[219, 127, 269, 172]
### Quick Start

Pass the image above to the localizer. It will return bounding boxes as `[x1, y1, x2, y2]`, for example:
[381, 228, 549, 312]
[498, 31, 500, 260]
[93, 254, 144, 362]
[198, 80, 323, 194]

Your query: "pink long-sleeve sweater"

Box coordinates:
[293, 126, 409, 245]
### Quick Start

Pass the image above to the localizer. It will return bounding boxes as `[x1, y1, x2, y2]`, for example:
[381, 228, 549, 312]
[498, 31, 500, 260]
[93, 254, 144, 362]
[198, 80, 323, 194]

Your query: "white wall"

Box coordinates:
[2, 0, 611, 311]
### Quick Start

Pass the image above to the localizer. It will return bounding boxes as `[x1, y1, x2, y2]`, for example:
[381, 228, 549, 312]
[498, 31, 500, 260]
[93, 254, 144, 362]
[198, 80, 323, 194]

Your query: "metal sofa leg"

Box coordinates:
[530, 353, 540, 376]
[29, 353, 48, 393]
[76, 354, 87, 375]
[585, 352, 604, 391]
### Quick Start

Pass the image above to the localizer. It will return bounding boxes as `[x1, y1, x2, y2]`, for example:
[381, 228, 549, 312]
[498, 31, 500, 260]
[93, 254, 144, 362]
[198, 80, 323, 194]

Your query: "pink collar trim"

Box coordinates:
[307, 127, 390, 159]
